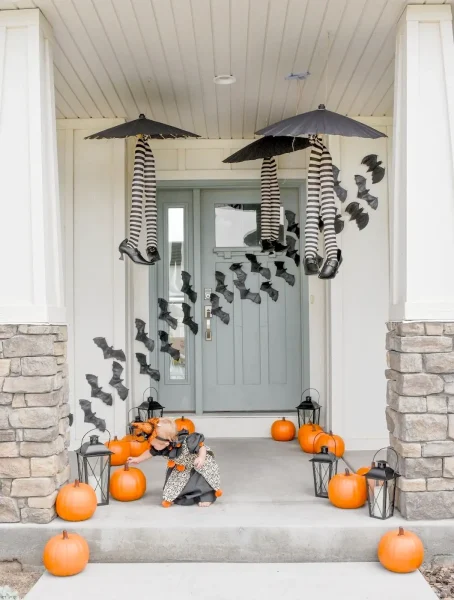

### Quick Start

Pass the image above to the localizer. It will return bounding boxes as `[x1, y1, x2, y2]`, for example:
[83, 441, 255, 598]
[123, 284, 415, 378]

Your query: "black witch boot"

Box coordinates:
[146, 246, 161, 264]
[319, 250, 343, 280]
[261, 239, 274, 252]
[271, 240, 288, 253]
[119, 239, 152, 265]
[303, 254, 323, 276]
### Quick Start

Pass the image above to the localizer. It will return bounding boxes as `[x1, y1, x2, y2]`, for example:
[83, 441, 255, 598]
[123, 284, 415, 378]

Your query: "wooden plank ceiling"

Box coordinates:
[1, 0, 452, 137]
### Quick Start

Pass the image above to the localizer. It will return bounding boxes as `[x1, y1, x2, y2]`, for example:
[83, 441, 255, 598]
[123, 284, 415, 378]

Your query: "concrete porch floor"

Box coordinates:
[1, 439, 454, 566]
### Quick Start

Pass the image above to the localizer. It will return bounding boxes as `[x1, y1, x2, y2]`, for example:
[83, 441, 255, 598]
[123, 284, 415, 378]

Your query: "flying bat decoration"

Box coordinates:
[85, 374, 113, 406]
[158, 330, 181, 361]
[109, 361, 129, 401]
[135, 319, 155, 352]
[285, 236, 300, 267]
[68, 413, 74, 427]
[210, 293, 230, 325]
[260, 281, 279, 302]
[332, 165, 348, 202]
[361, 154, 385, 184]
[285, 210, 300, 239]
[215, 271, 234, 303]
[93, 337, 126, 362]
[275, 261, 295, 287]
[354, 175, 378, 210]
[79, 399, 106, 432]
[158, 298, 178, 330]
[233, 280, 261, 304]
[135, 353, 160, 382]
[245, 254, 271, 280]
[345, 202, 369, 231]
[181, 271, 197, 304]
[334, 213, 345, 234]
[229, 263, 247, 284]
[182, 303, 199, 335]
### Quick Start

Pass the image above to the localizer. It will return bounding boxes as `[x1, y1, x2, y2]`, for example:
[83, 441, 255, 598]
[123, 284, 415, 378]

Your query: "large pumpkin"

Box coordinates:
[175, 416, 195, 434]
[314, 431, 345, 458]
[271, 417, 296, 442]
[43, 530, 89, 577]
[55, 480, 97, 522]
[328, 468, 367, 509]
[378, 527, 424, 573]
[298, 423, 323, 453]
[122, 434, 149, 458]
[110, 463, 146, 502]
[105, 436, 130, 466]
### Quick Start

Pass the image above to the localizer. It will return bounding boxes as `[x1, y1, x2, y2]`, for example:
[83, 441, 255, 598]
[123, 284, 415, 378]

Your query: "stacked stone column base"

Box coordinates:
[387, 321, 454, 520]
[0, 325, 70, 523]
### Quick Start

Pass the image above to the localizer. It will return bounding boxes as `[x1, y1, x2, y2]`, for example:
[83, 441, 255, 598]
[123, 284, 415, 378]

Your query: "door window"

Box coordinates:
[214, 203, 284, 247]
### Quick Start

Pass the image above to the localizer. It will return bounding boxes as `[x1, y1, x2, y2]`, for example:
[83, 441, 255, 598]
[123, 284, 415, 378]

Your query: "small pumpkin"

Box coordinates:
[314, 430, 345, 458]
[110, 463, 146, 502]
[105, 436, 130, 466]
[378, 527, 424, 573]
[43, 530, 89, 577]
[175, 416, 195, 434]
[122, 434, 149, 458]
[357, 465, 372, 476]
[56, 480, 97, 522]
[298, 423, 323, 453]
[271, 417, 296, 442]
[328, 468, 367, 509]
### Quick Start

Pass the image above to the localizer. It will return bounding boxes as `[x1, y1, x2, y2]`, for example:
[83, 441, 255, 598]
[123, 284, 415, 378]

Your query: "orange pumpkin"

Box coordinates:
[110, 463, 146, 502]
[298, 423, 323, 453]
[314, 430, 345, 458]
[271, 417, 296, 441]
[357, 465, 372, 476]
[55, 480, 97, 522]
[43, 530, 89, 577]
[328, 468, 367, 509]
[122, 434, 149, 458]
[175, 416, 195, 434]
[378, 527, 424, 573]
[105, 436, 130, 466]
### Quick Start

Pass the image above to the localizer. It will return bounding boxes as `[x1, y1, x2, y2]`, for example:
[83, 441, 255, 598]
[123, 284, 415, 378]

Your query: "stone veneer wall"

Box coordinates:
[387, 321, 454, 520]
[0, 325, 70, 523]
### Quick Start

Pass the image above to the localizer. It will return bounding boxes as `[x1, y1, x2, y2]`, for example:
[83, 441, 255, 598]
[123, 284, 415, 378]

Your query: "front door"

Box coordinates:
[201, 187, 303, 412]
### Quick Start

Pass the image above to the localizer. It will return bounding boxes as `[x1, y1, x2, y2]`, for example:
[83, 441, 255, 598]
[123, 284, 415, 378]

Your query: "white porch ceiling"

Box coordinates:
[1, 0, 452, 137]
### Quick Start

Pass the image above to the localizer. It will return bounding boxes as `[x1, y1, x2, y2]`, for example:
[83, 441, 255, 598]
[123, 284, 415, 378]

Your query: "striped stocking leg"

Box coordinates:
[143, 141, 158, 252]
[319, 145, 338, 260]
[268, 157, 281, 242]
[304, 138, 323, 258]
[260, 158, 273, 246]
[127, 138, 147, 249]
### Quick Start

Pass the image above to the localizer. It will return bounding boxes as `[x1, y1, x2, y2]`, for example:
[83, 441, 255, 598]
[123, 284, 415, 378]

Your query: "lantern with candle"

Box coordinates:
[310, 445, 338, 498]
[296, 388, 321, 428]
[76, 429, 113, 506]
[127, 387, 164, 434]
[364, 447, 400, 520]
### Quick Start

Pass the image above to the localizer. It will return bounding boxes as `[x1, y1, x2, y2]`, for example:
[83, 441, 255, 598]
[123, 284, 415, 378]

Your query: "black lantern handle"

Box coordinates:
[80, 427, 112, 446]
[143, 386, 159, 403]
[372, 446, 400, 475]
[128, 406, 140, 421]
[301, 388, 320, 403]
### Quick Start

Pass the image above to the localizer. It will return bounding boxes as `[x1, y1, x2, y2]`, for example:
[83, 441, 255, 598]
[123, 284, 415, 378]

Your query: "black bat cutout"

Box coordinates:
[319, 211, 345, 235]
[135, 318, 155, 352]
[233, 280, 261, 304]
[93, 337, 126, 362]
[182, 303, 199, 335]
[245, 254, 271, 280]
[215, 271, 234, 304]
[229, 263, 247, 284]
[79, 399, 106, 432]
[361, 154, 385, 184]
[354, 175, 378, 210]
[181, 271, 197, 304]
[275, 261, 295, 287]
[346, 202, 370, 231]
[158, 298, 178, 330]
[85, 374, 113, 406]
[285, 236, 300, 267]
[285, 210, 300, 239]
[68, 413, 74, 427]
[332, 165, 348, 202]
[260, 281, 279, 302]
[210, 293, 230, 325]
[109, 361, 129, 401]
[158, 330, 181, 361]
[135, 353, 161, 382]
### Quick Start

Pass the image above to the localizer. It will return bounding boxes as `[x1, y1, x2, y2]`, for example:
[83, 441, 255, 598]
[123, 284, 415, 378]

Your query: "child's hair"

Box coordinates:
[156, 418, 178, 441]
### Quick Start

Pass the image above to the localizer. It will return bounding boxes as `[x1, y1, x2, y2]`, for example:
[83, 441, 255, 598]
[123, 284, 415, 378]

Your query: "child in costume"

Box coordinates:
[127, 418, 222, 508]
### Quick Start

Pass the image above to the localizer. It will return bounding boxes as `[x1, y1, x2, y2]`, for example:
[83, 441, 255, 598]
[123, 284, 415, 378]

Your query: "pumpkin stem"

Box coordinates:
[398, 527, 404, 536]
[114, 435, 118, 440]
[282, 417, 286, 421]
[74, 479, 80, 487]
[124, 463, 130, 471]
[62, 530, 68, 540]
[344, 469, 351, 476]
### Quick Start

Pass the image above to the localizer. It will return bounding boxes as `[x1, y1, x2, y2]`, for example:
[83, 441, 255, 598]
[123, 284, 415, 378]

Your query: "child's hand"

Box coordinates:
[194, 455, 205, 470]
[127, 457, 140, 465]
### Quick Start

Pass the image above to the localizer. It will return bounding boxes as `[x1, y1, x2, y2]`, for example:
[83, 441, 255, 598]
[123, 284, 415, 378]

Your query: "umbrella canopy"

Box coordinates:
[256, 104, 386, 139]
[85, 113, 200, 140]
[223, 136, 311, 163]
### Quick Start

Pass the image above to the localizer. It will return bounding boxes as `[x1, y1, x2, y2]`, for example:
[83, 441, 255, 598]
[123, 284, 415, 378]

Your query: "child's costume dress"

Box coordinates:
[150, 429, 221, 505]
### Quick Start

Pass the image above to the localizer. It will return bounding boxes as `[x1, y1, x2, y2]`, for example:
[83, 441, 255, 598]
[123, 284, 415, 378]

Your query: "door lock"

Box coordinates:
[204, 305, 212, 341]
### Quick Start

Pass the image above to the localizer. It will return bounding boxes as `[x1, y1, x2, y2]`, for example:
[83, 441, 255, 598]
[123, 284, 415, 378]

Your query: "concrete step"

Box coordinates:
[25, 563, 437, 599]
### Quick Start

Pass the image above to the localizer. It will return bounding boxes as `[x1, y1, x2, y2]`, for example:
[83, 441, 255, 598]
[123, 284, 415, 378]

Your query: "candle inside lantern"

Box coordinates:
[88, 475, 102, 503]
[372, 481, 385, 518]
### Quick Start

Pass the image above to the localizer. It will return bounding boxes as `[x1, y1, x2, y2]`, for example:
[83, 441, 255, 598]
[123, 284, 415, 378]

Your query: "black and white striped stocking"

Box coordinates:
[260, 157, 280, 243]
[144, 142, 158, 251]
[128, 137, 147, 249]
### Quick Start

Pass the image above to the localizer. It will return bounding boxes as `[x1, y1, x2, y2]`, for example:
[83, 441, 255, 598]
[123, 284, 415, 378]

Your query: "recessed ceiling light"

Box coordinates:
[213, 74, 236, 85]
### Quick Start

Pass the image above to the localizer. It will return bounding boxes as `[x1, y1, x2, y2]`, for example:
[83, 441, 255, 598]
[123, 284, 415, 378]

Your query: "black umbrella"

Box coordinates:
[223, 136, 311, 163]
[256, 104, 386, 139]
[85, 113, 200, 140]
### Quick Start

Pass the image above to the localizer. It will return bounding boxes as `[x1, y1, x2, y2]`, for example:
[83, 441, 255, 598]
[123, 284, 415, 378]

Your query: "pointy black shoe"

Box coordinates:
[119, 239, 153, 265]
[261, 239, 274, 252]
[146, 246, 161, 264]
[319, 250, 343, 280]
[304, 254, 323, 275]
[272, 240, 288, 253]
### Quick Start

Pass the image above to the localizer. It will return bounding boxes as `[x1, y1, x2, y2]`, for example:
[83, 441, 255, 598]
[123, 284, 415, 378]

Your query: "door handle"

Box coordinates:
[204, 305, 212, 341]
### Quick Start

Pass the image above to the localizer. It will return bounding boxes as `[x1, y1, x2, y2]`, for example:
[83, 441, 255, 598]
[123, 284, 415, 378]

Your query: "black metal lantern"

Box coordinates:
[364, 447, 400, 520]
[128, 387, 164, 434]
[296, 388, 321, 428]
[76, 428, 113, 506]
[310, 445, 338, 498]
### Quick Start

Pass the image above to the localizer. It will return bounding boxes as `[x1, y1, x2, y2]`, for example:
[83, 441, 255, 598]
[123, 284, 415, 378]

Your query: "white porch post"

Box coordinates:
[0, 10, 69, 524]
[388, 5, 454, 519]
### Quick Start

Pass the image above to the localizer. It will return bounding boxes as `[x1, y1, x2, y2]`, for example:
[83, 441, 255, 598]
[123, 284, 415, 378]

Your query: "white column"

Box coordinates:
[391, 5, 454, 321]
[0, 9, 65, 324]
